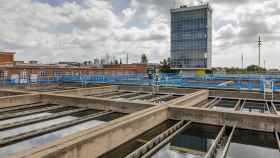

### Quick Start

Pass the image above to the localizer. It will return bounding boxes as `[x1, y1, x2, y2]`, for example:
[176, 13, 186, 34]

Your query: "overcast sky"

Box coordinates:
[1, 0, 280, 68]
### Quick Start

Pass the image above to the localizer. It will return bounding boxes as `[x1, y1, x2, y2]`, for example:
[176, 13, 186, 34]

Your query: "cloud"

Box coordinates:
[0, 0, 280, 68]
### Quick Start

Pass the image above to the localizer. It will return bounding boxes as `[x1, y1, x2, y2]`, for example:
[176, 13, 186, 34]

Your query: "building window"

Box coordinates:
[20, 71, 28, 79]
[40, 71, 48, 77]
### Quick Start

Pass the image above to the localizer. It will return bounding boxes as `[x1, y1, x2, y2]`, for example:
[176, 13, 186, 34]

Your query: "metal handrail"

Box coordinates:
[221, 126, 236, 158]
[125, 120, 191, 158]
[205, 125, 226, 158]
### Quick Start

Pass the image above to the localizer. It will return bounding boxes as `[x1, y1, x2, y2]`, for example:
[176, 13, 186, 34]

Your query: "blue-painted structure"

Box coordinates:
[3, 73, 280, 92]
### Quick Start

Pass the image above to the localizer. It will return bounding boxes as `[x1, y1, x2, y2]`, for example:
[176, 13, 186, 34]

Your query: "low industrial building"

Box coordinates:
[0, 52, 148, 84]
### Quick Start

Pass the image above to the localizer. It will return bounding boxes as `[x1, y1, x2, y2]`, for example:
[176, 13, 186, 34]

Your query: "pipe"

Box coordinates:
[220, 126, 236, 158]
[205, 125, 226, 158]
[127, 121, 192, 158]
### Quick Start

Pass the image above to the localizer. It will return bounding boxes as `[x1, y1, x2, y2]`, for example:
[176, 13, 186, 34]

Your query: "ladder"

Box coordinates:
[264, 80, 274, 101]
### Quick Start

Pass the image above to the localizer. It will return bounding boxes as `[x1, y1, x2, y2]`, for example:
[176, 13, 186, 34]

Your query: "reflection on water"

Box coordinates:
[152, 144, 204, 158]
[227, 129, 280, 158]
[0, 120, 105, 157]
[152, 123, 221, 158]
[0, 116, 77, 139]
[0, 113, 52, 126]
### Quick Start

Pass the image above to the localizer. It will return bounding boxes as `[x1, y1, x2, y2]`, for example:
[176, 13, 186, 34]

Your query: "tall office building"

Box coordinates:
[170, 4, 212, 74]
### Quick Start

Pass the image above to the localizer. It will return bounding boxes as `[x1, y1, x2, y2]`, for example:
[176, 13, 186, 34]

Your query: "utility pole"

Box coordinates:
[241, 53, 244, 69]
[257, 36, 262, 67]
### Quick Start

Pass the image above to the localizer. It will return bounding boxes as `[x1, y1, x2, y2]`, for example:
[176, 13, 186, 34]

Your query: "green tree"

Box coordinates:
[160, 58, 178, 73]
[246, 65, 266, 73]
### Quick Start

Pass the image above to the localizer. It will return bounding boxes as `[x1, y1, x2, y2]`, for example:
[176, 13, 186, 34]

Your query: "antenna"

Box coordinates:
[257, 35, 262, 67]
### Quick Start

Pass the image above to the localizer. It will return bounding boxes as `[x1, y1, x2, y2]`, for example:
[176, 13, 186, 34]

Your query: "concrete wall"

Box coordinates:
[168, 90, 209, 107]
[168, 106, 280, 132]
[0, 94, 41, 108]
[0, 89, 27, 96]
[54, 86, 117, 96]
[209, 89, 266, 100]
[41, 94, 155, 113]
[118, 85, 199, 94]
[9, 106, 168, 158]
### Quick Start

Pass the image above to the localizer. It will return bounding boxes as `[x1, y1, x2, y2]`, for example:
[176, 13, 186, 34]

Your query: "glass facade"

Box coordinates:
[171, 5, 212, 69]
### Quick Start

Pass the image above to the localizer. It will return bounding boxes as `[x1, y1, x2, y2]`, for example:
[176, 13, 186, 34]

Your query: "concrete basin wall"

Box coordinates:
[9, 106, 168, 158]
[41, 94, 155, 113]
[168, 90, 209, 107]
[0, 94, 41, 108]
[118, 85, 199, 94]
[168, 106, 280, 132]
[54, 86, 118, 96]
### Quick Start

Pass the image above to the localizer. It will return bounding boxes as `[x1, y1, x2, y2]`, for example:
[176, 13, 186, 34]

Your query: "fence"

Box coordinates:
[1, 73, 280, 92]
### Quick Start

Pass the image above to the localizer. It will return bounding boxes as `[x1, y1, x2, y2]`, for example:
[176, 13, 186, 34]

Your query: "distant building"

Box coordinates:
[29, 60, 38, 64]
[170, 4, 212, 75]
[0, 52, 15, 65]
[0, 53, 148, 83]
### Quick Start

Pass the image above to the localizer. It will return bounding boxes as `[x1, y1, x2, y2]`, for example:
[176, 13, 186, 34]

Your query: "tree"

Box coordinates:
[246, 65, 266, 73]
[140, 54, 148, 64]
[159, 58, 178, 73]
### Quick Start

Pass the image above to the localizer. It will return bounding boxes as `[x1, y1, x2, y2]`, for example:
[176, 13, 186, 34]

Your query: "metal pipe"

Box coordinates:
[239, 100, 247, 111]
[137, 121, 192, 158]
[265, 102, 272, 114]
[208, 98, 222, 109]
[233, 100, 241, 111]
[221, 126, 236, 158]
[0, 110, 112, 147]
[275, 131, 280, 151]
[202, 97, 218, 108]
[205, 125, 226, 158]
[0, 105, 64, 121]
[271, 102, 279, 115]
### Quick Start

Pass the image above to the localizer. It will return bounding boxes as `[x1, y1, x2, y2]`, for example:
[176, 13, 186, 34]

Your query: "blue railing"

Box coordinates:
[2, 73, 280, 92]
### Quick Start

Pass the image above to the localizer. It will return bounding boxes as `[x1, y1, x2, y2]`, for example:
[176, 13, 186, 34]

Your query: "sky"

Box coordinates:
[0, 0, 280, 68]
